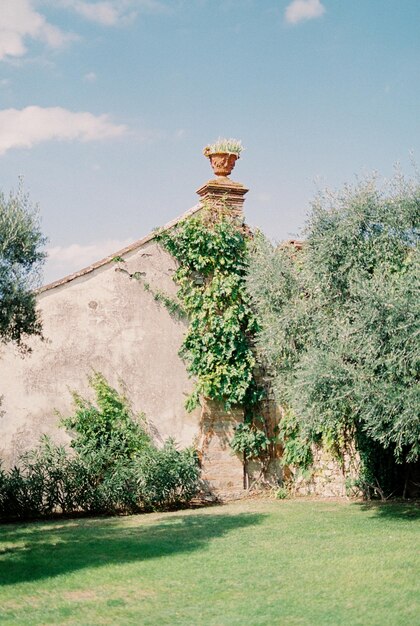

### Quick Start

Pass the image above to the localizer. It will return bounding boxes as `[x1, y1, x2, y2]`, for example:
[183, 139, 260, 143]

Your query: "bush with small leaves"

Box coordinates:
[0, 376, 200, 521]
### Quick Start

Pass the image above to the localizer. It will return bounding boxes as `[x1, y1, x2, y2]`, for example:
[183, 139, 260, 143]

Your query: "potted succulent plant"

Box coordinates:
[203, 138, 244, 177]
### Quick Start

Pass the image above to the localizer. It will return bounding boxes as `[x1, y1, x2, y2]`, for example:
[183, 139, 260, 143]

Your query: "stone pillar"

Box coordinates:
[195, 165, 249, 500]
[196, 177, 249, 222]
[198, 400, 245, 500]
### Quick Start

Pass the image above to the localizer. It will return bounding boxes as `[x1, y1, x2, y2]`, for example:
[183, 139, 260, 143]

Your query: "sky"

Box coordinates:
[0, 0, 419, 284]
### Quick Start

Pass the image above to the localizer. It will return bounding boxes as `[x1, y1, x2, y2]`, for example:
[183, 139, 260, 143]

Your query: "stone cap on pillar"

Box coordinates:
[196, 177, 249, 222]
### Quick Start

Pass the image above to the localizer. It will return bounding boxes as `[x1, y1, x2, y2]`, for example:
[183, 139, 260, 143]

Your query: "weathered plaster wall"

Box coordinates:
[0, 237, 201, 467]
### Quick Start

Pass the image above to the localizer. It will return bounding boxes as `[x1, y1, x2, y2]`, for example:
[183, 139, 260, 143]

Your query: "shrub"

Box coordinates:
[87, 459, 140, 514]
[0, 437, 89, 520]
[275, 487, 289, 500]
[62, 372, 151, 464]
[0, 376, 201, 521]
[136, 441, 200, 510]
[0, 466, 42, 520]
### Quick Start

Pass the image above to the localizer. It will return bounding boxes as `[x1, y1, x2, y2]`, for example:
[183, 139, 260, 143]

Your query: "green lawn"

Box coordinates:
[0, 499, 419, 625]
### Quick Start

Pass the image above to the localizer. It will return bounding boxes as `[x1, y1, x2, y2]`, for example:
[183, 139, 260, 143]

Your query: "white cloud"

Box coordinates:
[0, 1, 168, 61]
[47, 239, 132, 266]
[64, 1, 121, 26]
[0, 106, 127, 156]
[284, 0, 325, 25]
[0, 0, 74, 61]
[59, 0, 166, 26]
[45, 238, 133, 283]
[84, 71, 97, 81]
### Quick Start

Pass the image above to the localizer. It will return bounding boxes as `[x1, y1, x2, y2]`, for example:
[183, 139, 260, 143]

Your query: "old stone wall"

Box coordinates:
[288, 444, 360, 498]
[198, 400, 245, 499]
[243, 395, 360, 498]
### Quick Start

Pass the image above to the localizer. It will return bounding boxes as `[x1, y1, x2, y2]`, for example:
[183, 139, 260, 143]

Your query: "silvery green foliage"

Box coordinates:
[203, 138, 244, 156]
[248, 172, 420, 463]
[0, 181, 46, 346]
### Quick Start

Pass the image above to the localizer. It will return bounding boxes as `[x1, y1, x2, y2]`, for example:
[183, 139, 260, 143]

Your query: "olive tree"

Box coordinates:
[247, 171, 420, 481]
[0, 182, 46, 348]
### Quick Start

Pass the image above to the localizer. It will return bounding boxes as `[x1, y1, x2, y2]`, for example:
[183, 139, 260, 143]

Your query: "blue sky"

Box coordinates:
[0, 0, 419, 283]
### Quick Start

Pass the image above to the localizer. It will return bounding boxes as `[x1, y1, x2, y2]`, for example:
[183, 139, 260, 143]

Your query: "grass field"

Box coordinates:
[0, 499, 419, 625]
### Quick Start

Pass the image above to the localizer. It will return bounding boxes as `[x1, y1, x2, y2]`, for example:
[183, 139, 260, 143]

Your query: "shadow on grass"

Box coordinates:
[354, 500, 420, 521]
[0, 510, 265, 586]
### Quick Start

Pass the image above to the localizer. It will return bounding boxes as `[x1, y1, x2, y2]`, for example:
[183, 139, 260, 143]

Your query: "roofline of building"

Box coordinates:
[39, 199, 305, 294]
[39, 203, 202, 294]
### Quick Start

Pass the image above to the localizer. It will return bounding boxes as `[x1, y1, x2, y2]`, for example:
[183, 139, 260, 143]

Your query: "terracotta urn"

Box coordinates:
[207, 152, 239, 177]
